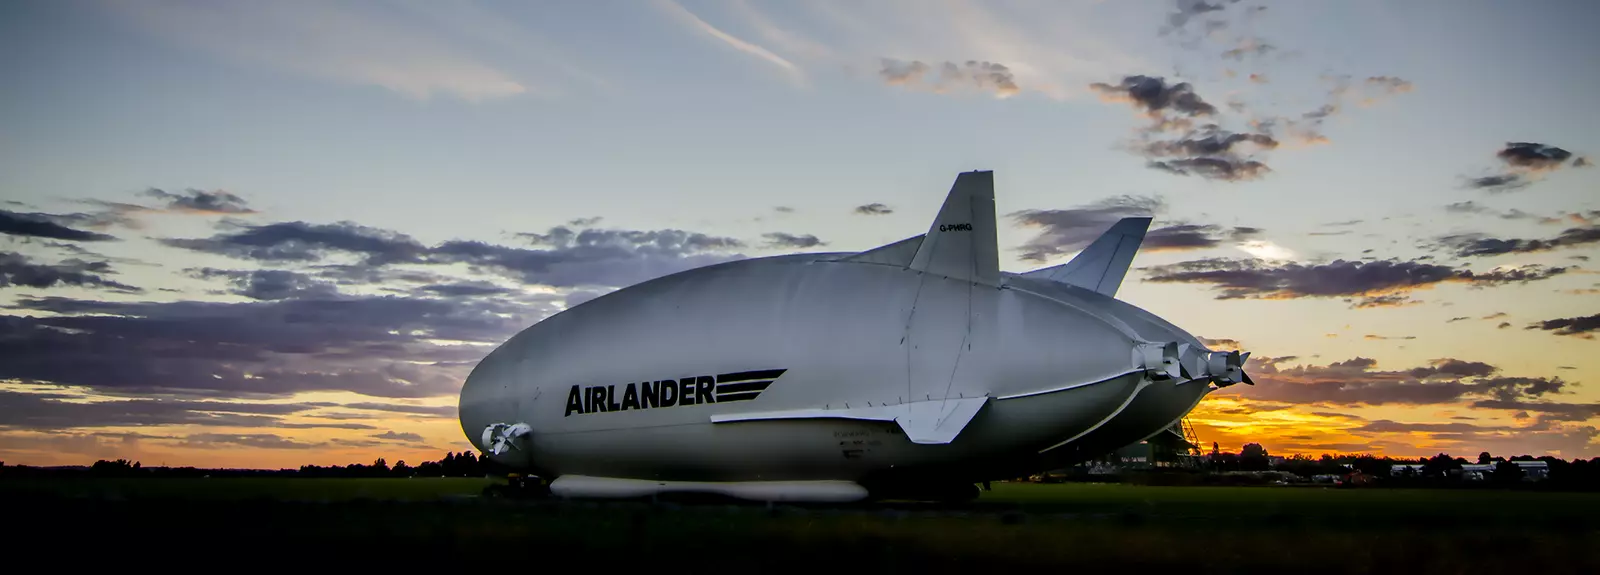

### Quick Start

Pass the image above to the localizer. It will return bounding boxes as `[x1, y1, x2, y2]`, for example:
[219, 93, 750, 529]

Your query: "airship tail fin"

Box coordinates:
[1020, 216, 1151, 298]
[909, 170, 1001, 287]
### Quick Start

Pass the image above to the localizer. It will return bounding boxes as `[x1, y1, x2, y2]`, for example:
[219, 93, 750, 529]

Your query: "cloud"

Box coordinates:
[654, 0, 801, 81]
[854, 203, 894, 216]
[140, 188, 256, 215]
[1090, 75, 1217, 118]
[0, 390, 374, 431]
[1526, 314, 1600, 339]
[1432, 226, 1600, 257]
[1141, 257, 1568, 308]
[1236, 356, 1568, 406]
[106, 0, 529, 101]
[0, 209, 119, 242]
[761, 232, 826, 249]
[178, 433, 321, 450]
[186, 268, 342, 300]
[1089, 76, 1275, 181]
[0, 292, 552, 401]
[161, 221, 430, 265]
[1465, 142, 1588, 192]
[879, 58, 1021, 98]
[1221, 38, 1275, 61]
[448, 226, 747, 288]
[1160, 0, 1240, 35]
[372, 431, 425, 443]
[0, 252, 142, 293]
[1144, 224, 1262, 252]
[1472, 399, 1600, 422]
[1199, 337, 1241, 348]
[1363, 334, 1417, 340]
[1008, 195, 1164, 262]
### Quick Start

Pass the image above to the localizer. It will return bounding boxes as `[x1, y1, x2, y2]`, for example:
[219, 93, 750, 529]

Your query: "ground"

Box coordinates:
[6, 478, 1596, 571]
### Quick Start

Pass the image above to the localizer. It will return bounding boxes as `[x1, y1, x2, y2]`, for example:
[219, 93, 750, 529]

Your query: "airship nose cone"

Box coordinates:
[457, 346, 528, 463]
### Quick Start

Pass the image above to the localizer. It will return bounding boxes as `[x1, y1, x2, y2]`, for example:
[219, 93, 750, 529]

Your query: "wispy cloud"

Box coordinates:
[104, 0, 529, 101]
[653, 0, 803, 84]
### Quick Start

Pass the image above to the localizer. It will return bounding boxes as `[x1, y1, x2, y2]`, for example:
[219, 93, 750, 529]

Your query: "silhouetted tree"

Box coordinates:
[1478, 451, 1492, 464]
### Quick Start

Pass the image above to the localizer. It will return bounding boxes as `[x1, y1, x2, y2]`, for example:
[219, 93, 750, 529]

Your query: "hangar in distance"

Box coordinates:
[461, 170, 1254, 502]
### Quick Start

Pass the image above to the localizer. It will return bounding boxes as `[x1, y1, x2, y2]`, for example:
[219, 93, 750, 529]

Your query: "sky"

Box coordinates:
[1, 0, 1597, 468]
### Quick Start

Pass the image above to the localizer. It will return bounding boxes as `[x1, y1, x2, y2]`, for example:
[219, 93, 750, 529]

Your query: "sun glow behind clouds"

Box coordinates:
[1236, 240, 1295, 261]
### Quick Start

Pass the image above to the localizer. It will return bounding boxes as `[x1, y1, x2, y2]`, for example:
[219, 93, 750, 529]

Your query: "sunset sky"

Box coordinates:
[2, 0, 1597, 468]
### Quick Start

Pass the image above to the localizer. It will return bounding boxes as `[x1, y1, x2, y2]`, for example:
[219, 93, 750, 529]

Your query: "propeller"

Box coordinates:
[1135, 341, 1186, 381]
[1204, 350, 1254, 387]
[482, 422, 532, 456]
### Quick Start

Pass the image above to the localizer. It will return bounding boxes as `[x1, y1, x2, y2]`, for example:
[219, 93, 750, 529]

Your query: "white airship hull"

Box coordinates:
[459, 171, 1250, 502]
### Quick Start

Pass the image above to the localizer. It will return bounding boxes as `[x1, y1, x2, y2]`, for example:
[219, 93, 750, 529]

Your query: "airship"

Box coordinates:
[460, 170, 1253, 503]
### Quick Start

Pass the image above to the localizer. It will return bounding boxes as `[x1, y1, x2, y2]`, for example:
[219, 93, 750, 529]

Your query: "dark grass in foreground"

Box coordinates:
[6, 479, 1598, 572]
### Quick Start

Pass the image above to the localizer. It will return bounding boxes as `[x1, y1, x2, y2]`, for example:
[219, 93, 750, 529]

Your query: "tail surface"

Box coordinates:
[1020, 216, 1151, 298]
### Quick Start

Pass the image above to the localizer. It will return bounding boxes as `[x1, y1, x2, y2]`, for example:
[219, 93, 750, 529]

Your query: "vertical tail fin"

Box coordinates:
[1020, 216, 1151, 297]
[909, 171, 1000, 287]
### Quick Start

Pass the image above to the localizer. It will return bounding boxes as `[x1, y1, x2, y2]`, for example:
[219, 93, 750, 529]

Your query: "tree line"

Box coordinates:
[0, 451, 511, 479]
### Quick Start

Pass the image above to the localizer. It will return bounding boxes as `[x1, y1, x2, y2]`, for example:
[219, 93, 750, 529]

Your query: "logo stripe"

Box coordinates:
[715, 380, 773, 394]
[717, 369, 787, 383]
[715, 391, 761, 402]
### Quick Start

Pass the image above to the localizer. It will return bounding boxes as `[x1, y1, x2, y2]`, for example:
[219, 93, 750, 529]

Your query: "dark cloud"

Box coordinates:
[1008, 195, 1164, 262]
[772, 207, 794, 214]
[0, 390, 373, 431]
[1471, 399, 1600, 422]
[140, 188, 256, 215]
[1431, 226, 1600, 257]
[439, 226, 745, 289]
[762, 232, 825, 249]
[1144, 224, 1261, 252]
[1236, 356, 1568, 407]
[1526, 314, 1600, 338]
[0, 209, 119, 242]
[1498, 142, 1574, 171]
[1363, 334, 1417, 341]
[373, 431, 424, 442]
[1148, 156, 1270, 181]
[1137, 124, 1277, 182]
[854, 203, 893, 216]
[162, 220, 429, 265]
[1141, 257, 1568, 308]
[165, 218, 749, 290]
[879, 58, 1020, 98]
[1199, 337, 1240, 348]
[1465, 142, 1587, 192]
[1090, 75, 1217, 117]
[186, 268, 340, 300]
[1160, 0, 1242, 34]
[1, 252, 142, 293]
[415, 280, 513, 297]
[0, 292, 551, 401]
[567, 216, 603, 226]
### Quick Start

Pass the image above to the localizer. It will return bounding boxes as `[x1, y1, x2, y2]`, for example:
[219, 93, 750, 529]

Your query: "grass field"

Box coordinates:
[7, 478, 1597, 571]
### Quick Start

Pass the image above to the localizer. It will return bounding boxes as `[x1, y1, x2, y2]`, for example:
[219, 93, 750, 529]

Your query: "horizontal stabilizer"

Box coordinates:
[1021, 216, 1151, 297]
[710, 396, 989, 445]
[910, 171, 1000, 286]
[839, 234, 924, 266]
